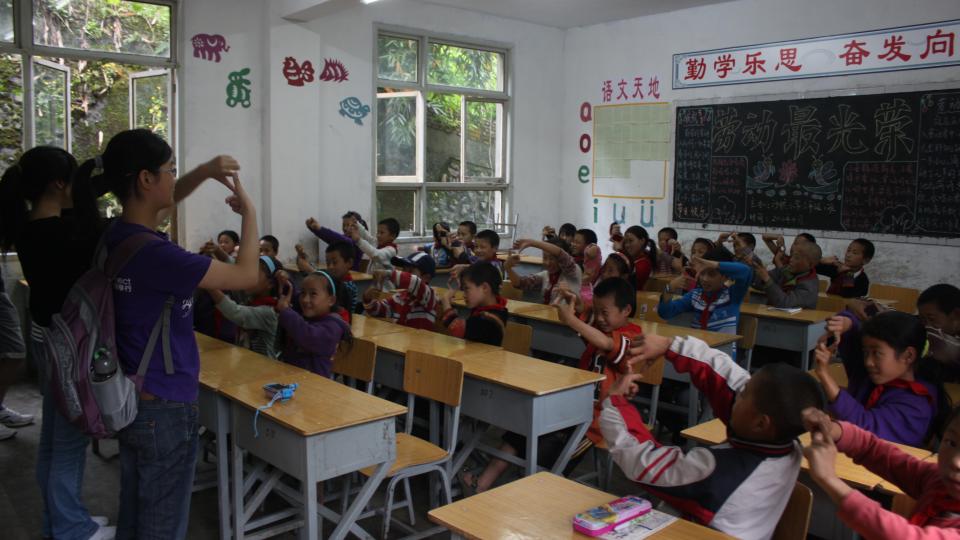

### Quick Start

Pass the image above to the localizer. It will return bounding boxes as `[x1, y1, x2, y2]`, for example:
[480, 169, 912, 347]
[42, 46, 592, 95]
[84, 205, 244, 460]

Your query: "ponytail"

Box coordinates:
[0, 146, 80, 251]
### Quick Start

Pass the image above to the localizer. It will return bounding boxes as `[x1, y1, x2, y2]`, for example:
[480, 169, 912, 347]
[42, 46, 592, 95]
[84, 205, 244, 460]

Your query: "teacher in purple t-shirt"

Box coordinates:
[73, 129, 261, 539]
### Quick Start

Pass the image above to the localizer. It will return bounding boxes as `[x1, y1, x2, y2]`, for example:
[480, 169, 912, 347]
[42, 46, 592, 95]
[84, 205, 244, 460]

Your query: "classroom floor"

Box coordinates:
[0, 377, 643, 540]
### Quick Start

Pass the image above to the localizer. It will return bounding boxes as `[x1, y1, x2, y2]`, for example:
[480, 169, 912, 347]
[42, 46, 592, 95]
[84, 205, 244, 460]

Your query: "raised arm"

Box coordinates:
[197, 173, 260, 291]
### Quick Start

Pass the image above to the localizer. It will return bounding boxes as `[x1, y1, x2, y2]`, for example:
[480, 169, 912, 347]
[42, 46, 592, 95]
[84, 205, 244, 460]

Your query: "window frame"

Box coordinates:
[373, 25, 511, 240]
[0, 0, 179, 242]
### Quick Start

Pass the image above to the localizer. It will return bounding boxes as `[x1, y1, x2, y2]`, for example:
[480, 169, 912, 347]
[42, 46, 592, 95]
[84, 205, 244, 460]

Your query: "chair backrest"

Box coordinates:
[635, 295, 664, 323]
[502, 321, 533, 355]
[642, 278, 663, 293]
[332, 338, 377, 390]
[772, 482, 813, 540]
[404, 350, 464, 407]
[818, 279, 829, 293]
[869, 283, 920, 312]
[738, 315, 759, 351]
[358, 259, 370, 273]
[500, 282, 523, 300]
[816, 294, 847, 314]
[640, 356, 665, 386]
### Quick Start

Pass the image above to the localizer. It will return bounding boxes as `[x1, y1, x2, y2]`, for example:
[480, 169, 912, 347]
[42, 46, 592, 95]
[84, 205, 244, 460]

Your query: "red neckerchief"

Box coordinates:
[336, 306, 351, 323]
[471, 295, 508, 316]
[697, 291, 719, 330]
[827, 269, 860, 295]
[544, 272, 561, 304]
[341, 272, 353, 282]
[865, 378, 932, 409]
[781, 268, 817, 292]
[250, 296, 278, 308]
[910, 489, 960, 526]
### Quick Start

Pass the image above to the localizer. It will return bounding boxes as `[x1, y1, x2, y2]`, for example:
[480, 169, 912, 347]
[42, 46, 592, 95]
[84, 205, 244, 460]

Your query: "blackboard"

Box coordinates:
[673, 89, 960, 237]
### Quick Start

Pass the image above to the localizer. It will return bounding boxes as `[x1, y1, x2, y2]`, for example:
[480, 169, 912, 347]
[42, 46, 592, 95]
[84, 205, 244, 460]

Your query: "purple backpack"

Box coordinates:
[40, 226, 174, 438]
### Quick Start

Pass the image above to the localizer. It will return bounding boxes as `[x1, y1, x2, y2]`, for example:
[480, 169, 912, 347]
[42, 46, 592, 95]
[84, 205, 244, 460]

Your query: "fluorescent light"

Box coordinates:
[361, 0, 381, 4]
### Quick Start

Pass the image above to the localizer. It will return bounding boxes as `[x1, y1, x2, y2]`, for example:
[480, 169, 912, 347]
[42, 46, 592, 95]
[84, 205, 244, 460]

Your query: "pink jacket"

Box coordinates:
[835, 421, 960, 539]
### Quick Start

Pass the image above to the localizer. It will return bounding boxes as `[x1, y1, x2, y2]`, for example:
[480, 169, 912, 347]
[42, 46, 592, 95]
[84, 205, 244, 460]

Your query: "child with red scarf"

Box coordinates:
[803, 407, 960, 539]
[814, 310, 943, 447]
[506, 237, 581, 304]
[751, 240, 821, 309]
[439, 262, 509, 346]
[206, 255, 283, 357]
[363, 252, 438, 330]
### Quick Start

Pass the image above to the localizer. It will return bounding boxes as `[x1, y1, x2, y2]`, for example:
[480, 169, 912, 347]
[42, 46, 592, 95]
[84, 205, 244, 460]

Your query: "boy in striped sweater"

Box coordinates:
[362, 252, 438, 330]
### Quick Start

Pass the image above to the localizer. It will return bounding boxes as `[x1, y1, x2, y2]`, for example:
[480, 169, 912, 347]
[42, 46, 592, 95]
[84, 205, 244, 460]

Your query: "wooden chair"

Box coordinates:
[359, 258, 370, 273]
[816, 294, 846, 314]
[502, 321, 533, 355]
[772, 482, 813, 540]
[818, 279, 829, 293]
[346, 351, 464, 539]
[500, 282, 523, 300]
[332, 338, 377, 393]
[635, 294, 665, 323]
[738, 315, 759, 372]
[869, 283, 920, 312]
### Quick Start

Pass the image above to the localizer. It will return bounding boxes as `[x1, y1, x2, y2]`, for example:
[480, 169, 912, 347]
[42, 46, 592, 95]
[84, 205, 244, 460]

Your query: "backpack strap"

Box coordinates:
[99, 224, 177, 379]
[137, 296, 176, 377]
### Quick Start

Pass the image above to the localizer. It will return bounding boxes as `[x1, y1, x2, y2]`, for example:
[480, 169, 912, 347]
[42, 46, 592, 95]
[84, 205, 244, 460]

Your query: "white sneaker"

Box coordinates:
[0, 424, 15, 440]
[91, 516, 109, 527]
[88, 525, 116, 540]
[0, 406, 34, 427]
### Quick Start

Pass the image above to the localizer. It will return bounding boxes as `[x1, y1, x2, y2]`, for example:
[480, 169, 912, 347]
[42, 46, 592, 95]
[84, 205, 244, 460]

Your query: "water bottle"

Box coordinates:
[91, 347, 117, 382]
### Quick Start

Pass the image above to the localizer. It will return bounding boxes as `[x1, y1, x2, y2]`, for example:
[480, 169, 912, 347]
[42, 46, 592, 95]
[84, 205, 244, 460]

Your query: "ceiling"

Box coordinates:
[411, 0, 734, 29]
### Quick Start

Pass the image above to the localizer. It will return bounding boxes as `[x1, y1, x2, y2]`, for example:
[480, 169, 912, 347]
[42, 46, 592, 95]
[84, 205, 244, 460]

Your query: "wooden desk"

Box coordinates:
[369, 330, 601, 478]
[448, 349, 603, 478]
[466, 297, 739, 429]
[497, 253, 544, 265]
[681, 418, 932, 496]
[197, 344, 311, 539]
[429, 472, 733, 539]
[195, 332, 234, 353]
[222, 371, 406, 540]
[736, 303, 834, 370]
[350, 314, 417, 339]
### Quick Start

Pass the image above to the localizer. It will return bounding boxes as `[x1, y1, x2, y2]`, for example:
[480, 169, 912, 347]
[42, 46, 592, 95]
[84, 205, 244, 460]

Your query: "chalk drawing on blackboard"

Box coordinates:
[875, 206, 918, 235]
[802, 158, 839, 194]
[711, 196, 741, 224]
[782, 105, 822, 160]
[826, 104, 869, 155]
[747, 157, 776, 190]
[740, 110, 777, 153]
[775, 159, 799, 187]
[874, 98, 915, 161]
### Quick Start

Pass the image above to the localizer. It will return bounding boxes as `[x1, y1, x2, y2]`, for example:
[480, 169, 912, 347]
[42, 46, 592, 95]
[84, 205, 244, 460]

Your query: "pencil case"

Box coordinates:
[572, 495, 652, 536]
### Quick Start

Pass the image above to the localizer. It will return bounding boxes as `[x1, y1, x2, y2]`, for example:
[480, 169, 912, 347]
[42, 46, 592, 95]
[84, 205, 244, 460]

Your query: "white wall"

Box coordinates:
[561, 0, 960, 290]
[179, 0, 566, 266]
[178, 0, 266, 253]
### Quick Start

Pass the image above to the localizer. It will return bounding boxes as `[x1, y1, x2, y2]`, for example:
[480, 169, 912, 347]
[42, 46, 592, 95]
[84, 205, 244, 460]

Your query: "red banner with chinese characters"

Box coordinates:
[673, 19, 960, 89]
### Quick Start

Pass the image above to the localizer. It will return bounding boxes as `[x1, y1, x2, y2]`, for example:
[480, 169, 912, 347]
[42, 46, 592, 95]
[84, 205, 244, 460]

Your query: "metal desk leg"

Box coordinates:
[524, 427, 540, 476]
[329, 461, 391, 540]
[231, 434, 245, 540]
[549, 420, 591, 475]
[215, 397, 231, 540]
[300, 446, 319, 540]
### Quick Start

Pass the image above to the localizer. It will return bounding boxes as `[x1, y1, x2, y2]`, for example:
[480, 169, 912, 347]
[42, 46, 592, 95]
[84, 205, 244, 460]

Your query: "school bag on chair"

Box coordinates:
[40, 223, 175, 438]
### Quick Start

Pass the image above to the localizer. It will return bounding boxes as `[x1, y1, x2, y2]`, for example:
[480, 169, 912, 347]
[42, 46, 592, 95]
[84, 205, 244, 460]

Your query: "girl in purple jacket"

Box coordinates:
[274, 270, 352, 377]
[814, 310, 947, 447]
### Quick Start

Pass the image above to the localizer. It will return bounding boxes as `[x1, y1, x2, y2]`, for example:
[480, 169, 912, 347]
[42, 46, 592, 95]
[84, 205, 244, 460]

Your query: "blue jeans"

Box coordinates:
[34, 338, 98, 540]
[117, 399, 199, 540]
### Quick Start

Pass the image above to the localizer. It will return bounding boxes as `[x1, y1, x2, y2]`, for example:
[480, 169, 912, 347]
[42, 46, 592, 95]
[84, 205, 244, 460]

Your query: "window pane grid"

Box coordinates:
[376, 29, 508, 236]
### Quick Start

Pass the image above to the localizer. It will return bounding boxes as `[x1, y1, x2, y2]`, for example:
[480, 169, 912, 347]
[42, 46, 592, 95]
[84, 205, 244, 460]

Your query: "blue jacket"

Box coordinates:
[657, 262, 753, 336]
